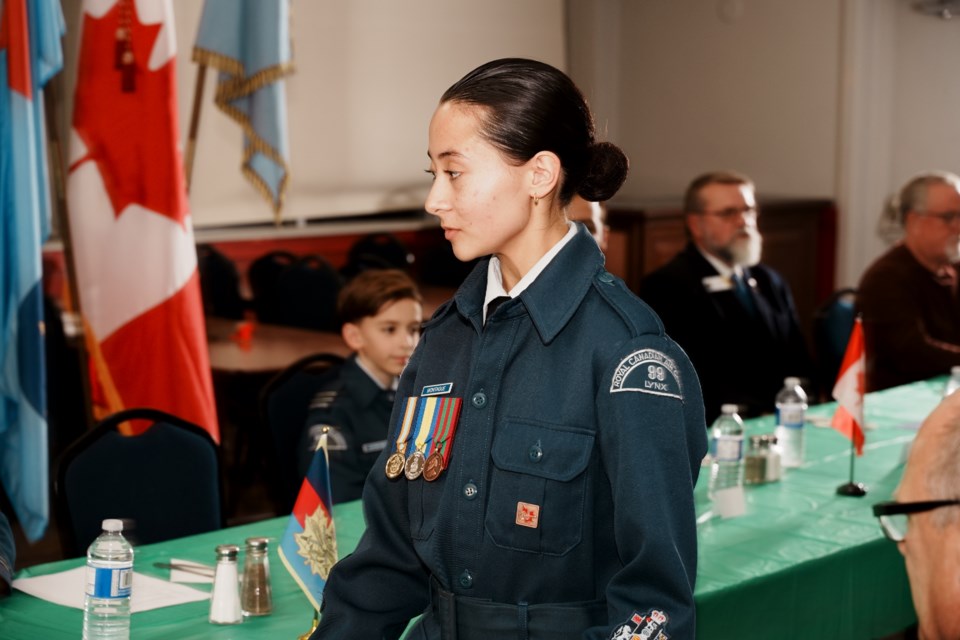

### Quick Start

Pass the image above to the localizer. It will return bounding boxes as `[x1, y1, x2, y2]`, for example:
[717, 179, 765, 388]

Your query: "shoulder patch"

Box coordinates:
[610, 349, 683, 400]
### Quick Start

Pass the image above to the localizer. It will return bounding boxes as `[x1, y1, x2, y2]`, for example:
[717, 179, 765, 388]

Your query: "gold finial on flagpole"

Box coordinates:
[297, 609, 319, 640]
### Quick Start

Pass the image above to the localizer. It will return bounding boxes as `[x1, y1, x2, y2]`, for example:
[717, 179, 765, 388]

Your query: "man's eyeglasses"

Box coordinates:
[918, 210, 960, 225]
[692, 206, 758, 221]
[872, 499, 960, 542]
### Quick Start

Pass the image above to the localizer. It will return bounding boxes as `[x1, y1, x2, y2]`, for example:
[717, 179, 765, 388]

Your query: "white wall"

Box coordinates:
[570, 0, 960, 288]
[176, 0, 566, 229]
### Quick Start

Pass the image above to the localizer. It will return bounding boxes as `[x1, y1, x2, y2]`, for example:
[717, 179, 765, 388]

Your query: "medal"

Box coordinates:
[423, 451, 444, 481]
[385, 398, 418, 480]
[404, 450, 425, 480]
[385, 452, 406, 479]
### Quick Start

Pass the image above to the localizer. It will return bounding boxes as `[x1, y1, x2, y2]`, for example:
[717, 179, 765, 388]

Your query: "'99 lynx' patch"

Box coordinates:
[610, 349, 683, 400]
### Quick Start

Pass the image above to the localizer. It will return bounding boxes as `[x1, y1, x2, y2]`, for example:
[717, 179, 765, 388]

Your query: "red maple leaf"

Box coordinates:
[70, 1, 188, 224]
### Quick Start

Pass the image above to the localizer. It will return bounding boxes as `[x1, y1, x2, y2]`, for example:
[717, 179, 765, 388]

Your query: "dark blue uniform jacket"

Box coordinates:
[313, 226, 707, 640]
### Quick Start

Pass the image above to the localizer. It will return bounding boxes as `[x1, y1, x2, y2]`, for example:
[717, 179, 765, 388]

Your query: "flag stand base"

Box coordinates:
[836, 481, 867, 497]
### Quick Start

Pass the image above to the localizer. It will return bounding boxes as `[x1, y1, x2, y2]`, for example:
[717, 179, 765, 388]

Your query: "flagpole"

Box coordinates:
[836, 436, 867, 496]
[42, 77, 96, 432]
[184, 62, 208, 193]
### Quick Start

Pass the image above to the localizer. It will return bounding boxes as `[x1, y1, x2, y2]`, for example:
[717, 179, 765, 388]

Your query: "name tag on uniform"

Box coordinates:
[361, 440, 387, 454]
[702, 275, 732, 292]
[421, 382, 453, 397]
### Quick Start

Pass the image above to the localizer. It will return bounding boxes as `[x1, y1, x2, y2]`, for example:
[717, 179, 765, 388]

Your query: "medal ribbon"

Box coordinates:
[434, 397, 462, 465]
[410, 397, 438, 456]
[392, 397, 418, 456]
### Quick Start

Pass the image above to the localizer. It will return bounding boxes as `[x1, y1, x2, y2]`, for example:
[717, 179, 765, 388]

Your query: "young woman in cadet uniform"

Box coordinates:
[311, 58, 707, 640]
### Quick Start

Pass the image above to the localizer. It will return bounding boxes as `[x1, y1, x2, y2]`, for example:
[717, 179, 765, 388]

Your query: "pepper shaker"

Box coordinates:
[241, 537, 273, 616]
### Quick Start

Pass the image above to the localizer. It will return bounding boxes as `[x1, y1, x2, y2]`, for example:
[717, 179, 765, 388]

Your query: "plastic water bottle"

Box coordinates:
[709, 404, 745, 495]
[83, 519, 133, 640]
[775, 377, 808, 468]
[944, 366, 960, 397]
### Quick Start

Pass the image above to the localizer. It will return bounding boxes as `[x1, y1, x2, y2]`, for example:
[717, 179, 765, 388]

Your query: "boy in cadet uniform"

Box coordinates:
[297, 269, 422, 503]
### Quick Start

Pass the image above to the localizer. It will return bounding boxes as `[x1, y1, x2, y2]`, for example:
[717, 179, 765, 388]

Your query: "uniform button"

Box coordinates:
[528, 443, 543, 462]
[459, 570, 473, 589]
[463, 482, 478, 500]
[598, 271, 615, 284]
[471, 392, 487, 408]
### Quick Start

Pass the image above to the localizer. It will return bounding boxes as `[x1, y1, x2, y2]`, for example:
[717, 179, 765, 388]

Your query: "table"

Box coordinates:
[206, 317, 350, 374]
[5, 378, 947, 639]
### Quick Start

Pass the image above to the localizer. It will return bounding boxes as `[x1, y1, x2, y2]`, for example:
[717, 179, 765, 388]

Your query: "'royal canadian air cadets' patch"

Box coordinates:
[610, 349, 683, 400]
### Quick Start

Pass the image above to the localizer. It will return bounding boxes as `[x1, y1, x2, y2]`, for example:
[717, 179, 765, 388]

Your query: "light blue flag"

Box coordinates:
[0, 0, 65, 542]
[193, 0, 293, 220]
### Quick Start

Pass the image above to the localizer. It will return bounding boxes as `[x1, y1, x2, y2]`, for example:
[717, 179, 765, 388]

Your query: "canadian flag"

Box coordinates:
[831, 316, 865, 455]
[66, 0, 218, 441]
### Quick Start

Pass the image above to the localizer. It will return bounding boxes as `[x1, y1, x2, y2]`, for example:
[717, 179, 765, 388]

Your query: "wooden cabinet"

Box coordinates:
[605, 199, 837, 342]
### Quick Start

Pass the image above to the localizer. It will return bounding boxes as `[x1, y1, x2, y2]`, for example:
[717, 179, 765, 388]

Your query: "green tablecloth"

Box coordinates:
[3, 377, 946, 639]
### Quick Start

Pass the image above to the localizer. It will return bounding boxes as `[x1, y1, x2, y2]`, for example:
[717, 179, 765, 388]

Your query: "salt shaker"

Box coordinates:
[209, 544, 242, 625]
[241, 537, 273, 616]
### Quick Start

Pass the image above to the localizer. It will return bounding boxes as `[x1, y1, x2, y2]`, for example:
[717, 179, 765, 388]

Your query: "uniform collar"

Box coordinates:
[343, 355, 395, 406]
[446, 224, 605, 343]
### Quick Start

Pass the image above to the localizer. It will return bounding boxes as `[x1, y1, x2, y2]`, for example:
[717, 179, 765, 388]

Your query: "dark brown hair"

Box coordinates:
[337, 269, 422, 326]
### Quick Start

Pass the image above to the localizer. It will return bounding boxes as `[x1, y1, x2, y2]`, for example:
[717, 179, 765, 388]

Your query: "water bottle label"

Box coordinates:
[714, 435, 742, 462]
[776, 404, 804, 428]
[86, 564, 133, 599]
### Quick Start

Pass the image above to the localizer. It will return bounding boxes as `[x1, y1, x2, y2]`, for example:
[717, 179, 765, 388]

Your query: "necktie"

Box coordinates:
[485, 296, 511, 325]
[732, 273, 757, 316]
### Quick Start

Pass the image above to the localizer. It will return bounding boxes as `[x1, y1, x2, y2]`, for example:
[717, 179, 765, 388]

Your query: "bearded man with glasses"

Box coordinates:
[858, 171, 960, 392]
[873, 392, 960, 640]
[639, 171, 811, 422]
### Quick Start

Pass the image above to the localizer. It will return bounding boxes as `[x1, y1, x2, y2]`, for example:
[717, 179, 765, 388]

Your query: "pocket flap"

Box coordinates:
[491, 420, 593, 481]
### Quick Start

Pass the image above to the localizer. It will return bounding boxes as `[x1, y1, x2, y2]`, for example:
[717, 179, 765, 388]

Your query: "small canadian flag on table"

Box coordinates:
[831, 317, 866, 455]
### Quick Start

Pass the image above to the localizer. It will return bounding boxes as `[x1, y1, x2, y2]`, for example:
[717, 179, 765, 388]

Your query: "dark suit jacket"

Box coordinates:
[639, 243, 812, 422]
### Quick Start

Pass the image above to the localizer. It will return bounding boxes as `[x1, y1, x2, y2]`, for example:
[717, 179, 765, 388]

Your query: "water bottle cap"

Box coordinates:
[784, 376, 801, 387]
[102, 518, 123, 532]
[720, 403, 739, 414]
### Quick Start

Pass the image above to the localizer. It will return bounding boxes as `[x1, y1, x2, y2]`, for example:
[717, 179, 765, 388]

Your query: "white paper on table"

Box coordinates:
[167, 558, 215, 584]
[13, 566, 210, 612]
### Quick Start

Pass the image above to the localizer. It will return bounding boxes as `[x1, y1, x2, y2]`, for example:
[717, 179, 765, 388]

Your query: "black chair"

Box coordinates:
[813, 287, 857, 396]
[272, 254, 343, 331]
[248, 250, 298, 324]
[54, 408, 223, 557]
[340, 232, 414, 280]
[259, 353, 345, 513]
[197, 244, 246, 319]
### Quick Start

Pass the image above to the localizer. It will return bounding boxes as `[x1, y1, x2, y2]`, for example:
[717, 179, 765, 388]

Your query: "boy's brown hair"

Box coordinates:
[337, 269, 422, 327]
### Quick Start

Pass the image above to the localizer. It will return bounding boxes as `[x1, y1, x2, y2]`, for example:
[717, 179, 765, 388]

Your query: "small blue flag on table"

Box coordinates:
[278, 434, 338, 611]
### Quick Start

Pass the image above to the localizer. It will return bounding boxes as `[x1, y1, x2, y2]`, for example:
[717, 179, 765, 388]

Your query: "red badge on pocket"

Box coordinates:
[515, 502, 540, 528]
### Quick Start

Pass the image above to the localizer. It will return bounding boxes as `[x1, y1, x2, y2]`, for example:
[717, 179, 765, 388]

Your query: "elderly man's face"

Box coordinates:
[687, 183, 761, 267]
[907, 181, 960, 268]
[896, 416, 960, 640]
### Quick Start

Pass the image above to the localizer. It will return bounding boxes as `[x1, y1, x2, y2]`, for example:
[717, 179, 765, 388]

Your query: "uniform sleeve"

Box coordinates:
[593, 333, 707, 640]
[310, 346, 431, 639]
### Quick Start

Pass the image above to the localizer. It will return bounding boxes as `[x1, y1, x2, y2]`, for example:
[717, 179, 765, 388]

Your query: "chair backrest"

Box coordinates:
[259, 353, 345, 512]
[340, 233, 414, 279]
[197, 244, 247, 319]
[54, 408, 223, 557]
[813, 287, 858, 392]
[248, 250, 298, 324]
[272, 254, 343, 331]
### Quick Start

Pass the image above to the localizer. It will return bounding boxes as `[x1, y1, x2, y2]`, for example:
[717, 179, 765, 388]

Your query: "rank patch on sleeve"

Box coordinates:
[610, 349, 683, 400]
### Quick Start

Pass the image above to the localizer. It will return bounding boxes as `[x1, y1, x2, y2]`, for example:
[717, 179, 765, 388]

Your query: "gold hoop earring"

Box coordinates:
[533, 194, 540, 206]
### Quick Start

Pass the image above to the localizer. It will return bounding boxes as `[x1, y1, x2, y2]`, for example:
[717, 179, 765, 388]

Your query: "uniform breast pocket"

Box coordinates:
[485, 419, 593, 556]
